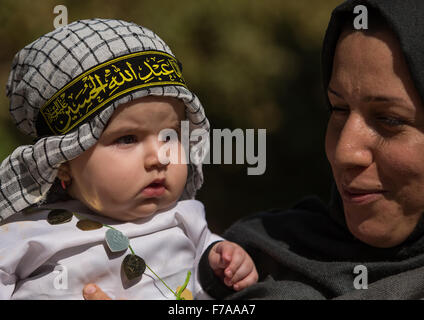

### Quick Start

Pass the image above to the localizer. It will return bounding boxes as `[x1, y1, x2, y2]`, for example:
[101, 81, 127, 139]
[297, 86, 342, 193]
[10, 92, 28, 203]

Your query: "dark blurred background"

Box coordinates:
[0, 0, 340, 234]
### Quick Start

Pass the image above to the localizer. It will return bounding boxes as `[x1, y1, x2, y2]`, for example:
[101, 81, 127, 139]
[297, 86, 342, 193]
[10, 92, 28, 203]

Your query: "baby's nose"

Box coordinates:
[144, 137, 167, 170]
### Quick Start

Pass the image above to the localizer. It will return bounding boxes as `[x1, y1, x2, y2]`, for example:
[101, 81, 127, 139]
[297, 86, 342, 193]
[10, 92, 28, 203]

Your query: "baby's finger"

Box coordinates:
[233, 270, 259, 291]
[224, 248, 245, 279]
[83, 283, 112, 300]
[228, 257, 253, 284]
[209, 243, 232, 270]
[218, 242, 235, 266]
[209, 250, 224, 270]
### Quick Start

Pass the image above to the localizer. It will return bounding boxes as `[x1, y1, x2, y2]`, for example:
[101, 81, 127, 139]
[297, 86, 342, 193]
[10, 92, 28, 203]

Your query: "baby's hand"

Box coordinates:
[208, 241, 258, 291]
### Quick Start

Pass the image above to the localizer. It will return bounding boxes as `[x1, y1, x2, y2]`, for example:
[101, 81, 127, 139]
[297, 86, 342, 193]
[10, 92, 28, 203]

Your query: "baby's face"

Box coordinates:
[67, 96, 187, 221]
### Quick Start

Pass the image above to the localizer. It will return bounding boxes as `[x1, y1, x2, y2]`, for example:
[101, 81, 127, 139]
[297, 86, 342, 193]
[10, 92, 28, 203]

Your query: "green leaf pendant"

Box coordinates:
[47, 209, 73, 225]
[46, 210, 177, 295]
[105, 228, 129, 252]
[122, 254, 146, 280]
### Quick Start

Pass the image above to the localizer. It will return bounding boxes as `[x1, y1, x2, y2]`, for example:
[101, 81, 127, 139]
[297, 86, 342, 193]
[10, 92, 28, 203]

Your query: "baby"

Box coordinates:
[0, 19, 257, 299]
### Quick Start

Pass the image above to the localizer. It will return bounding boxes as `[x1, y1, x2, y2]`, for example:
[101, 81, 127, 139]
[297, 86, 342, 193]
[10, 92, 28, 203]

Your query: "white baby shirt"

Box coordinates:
[0, 199, 222, 299]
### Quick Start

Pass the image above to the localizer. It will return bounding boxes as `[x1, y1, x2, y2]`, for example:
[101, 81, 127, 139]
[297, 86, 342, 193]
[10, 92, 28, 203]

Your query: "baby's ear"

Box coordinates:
[57, 162, 72, 182]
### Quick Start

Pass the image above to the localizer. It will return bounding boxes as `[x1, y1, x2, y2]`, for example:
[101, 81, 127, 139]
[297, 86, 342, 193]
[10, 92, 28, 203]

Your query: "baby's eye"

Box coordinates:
[115, 135, 137, 145]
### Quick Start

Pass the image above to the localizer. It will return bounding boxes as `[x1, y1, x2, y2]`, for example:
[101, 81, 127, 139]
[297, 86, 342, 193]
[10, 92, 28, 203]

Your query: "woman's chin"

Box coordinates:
[346, 218, 408, 248]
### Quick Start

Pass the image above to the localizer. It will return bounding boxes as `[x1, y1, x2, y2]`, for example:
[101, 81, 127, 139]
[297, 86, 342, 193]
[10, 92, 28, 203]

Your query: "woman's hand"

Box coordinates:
[83, 283, 112, 300]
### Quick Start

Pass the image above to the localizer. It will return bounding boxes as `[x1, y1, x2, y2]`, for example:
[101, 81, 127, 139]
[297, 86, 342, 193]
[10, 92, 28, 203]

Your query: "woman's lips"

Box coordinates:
[141, 179, 166, 197]
[341, 186, 386, 205]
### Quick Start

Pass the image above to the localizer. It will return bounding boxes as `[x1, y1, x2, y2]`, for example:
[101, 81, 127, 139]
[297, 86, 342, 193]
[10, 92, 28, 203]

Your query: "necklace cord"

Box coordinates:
[71, 212, 188, 298]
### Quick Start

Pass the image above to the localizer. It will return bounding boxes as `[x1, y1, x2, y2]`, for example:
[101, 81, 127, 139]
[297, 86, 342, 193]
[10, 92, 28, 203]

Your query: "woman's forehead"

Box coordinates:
[329, 29, 420, 105]
[334, 29, 400, 73]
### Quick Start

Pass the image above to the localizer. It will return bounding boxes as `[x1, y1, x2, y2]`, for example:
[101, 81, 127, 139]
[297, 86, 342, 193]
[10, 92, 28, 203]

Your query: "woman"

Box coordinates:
[84, 0, 424, 300]
[195, 0, 424, 300]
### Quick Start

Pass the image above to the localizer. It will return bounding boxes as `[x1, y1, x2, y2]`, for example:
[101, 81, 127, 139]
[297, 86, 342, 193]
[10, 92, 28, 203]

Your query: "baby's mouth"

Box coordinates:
[141, 179, 166, 198]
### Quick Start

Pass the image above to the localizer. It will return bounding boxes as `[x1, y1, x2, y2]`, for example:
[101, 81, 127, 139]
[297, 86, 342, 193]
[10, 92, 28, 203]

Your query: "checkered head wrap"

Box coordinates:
[1, 18, 209, 221]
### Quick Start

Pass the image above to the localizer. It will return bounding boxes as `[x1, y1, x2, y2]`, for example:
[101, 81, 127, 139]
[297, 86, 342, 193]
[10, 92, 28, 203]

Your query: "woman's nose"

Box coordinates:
[333, 113, 373, 169]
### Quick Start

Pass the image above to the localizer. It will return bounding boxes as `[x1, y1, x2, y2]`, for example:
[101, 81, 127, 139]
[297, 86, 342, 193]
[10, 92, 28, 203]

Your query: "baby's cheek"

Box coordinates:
[91, 158, 139, 194]
[169, 163, 188, 196]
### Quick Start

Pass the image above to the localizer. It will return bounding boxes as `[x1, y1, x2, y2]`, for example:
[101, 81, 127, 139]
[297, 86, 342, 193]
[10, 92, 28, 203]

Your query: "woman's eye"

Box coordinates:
[378, 117, 406, 127]
[115, 135, 137, 145]
[329, 105, 349, 113]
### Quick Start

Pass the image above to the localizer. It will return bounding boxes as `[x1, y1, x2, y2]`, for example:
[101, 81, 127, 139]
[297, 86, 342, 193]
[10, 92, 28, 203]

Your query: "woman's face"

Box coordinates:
[326, 28, 424, 248]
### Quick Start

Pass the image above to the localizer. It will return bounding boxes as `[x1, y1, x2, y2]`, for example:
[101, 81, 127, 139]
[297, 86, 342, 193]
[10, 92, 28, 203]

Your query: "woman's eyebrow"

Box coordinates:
[327, 86, 343, 98]
[328, 86, 409, 105]
[362, 94, 409, 104]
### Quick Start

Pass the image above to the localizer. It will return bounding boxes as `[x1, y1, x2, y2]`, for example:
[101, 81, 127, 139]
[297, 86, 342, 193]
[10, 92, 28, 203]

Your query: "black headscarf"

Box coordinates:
[199, 0, 424, 299]
[324, 0, 424, 245]
[322, 0, 424, 104]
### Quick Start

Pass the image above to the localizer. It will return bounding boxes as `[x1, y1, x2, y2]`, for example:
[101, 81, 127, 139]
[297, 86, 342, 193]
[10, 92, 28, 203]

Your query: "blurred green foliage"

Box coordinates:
[0, 0, 340, 233]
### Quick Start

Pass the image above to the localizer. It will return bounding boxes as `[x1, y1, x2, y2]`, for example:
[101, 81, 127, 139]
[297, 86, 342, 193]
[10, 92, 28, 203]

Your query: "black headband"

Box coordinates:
[36, 50, 186, 136]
